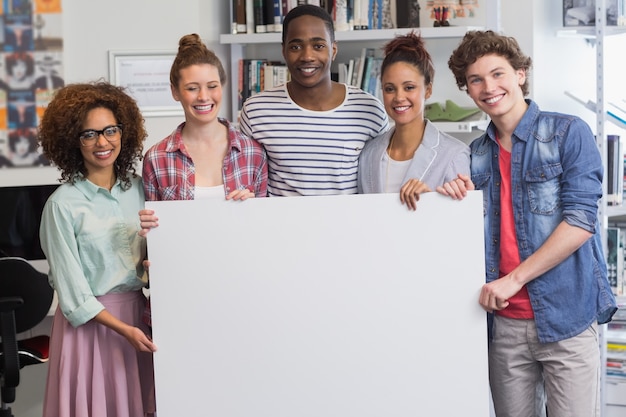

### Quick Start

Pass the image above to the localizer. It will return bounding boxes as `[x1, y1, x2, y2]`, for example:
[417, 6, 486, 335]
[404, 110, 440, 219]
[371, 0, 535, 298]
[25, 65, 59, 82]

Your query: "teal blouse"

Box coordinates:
[40, 176, 147, 327]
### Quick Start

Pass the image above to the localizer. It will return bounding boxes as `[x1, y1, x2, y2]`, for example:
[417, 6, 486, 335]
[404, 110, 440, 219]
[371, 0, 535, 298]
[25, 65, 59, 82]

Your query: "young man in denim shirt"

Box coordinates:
[438, 30, 617, 417]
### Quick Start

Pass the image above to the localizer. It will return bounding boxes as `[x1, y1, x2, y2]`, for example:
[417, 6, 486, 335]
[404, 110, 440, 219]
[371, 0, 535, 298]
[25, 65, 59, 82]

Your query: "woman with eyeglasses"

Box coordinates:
[38, 81, 156, 417]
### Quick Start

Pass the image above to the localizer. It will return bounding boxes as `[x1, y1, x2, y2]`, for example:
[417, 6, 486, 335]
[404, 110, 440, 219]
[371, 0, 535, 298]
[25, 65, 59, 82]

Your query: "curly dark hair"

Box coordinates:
[9, 128, 37, 153]
[170, 33, 227, 89]
[448, 30, 532, 96]
[381, 30, 434, 87]
[38, 81, 146, 189]
[6, 52, 35, 77]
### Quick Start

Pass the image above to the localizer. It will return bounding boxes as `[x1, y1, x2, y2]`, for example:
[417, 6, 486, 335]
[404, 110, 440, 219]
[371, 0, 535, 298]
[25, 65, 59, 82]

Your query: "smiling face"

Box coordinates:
[79, 107, 121, 178]
[382, 61, 432, 127]
[171, 63, 222, 126]
[282, 14, 337, 90]
[12, 59, 27, 80]
[465, 53, 527, 122]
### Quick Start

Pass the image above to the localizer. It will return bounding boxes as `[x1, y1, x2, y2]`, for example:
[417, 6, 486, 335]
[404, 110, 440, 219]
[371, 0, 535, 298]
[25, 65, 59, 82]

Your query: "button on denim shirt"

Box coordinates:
[471, 100, 617, 343]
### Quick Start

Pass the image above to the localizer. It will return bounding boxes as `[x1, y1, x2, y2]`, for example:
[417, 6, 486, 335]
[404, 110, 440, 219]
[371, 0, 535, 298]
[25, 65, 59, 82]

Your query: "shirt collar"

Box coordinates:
[224, 118, 243, 153]
[512, 99, 539, 143]
[485, 99, 538, 144]
[73, 176, 120, 200]
[164, 122, 186, 153]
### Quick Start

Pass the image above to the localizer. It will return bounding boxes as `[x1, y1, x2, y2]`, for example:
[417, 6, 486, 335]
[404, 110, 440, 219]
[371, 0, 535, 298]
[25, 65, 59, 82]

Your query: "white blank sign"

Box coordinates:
[146, 192, 488, 417]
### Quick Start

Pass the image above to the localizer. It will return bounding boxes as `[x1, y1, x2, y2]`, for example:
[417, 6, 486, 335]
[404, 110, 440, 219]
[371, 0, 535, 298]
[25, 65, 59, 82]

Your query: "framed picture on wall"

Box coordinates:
[563, 0, 622, 26]
[108, 50, 182, 117]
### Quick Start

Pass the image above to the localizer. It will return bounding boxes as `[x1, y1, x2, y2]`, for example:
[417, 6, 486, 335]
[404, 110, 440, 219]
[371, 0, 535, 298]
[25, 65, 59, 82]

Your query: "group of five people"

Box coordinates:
[36, 4, 616, 417]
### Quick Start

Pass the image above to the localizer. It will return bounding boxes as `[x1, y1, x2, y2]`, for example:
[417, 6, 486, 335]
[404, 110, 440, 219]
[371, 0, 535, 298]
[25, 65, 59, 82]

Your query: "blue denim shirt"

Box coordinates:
[471, 100, 617, 343]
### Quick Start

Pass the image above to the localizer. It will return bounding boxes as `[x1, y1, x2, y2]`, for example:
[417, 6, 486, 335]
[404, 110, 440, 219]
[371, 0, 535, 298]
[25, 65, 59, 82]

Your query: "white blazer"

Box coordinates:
[357, 120, 470, 194]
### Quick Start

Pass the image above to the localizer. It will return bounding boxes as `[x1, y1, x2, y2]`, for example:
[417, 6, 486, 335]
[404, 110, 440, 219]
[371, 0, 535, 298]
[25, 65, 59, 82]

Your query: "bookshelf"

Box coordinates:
[607, 296, 626, 415]
[220, 0, 500, 134]
[559, 1, 626, 416]
[220, 25, 488, 133]
[220, 25, 485, 44]
[564, 91, 626, 131]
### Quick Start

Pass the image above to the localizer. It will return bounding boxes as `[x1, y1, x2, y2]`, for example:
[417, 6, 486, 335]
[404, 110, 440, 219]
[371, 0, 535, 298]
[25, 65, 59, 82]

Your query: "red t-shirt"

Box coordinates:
[496, 138, 533, 319]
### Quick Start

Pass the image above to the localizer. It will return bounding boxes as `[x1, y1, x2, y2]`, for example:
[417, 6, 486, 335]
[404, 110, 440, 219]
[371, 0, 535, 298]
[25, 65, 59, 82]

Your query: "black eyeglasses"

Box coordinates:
[78, 124, 123, 147]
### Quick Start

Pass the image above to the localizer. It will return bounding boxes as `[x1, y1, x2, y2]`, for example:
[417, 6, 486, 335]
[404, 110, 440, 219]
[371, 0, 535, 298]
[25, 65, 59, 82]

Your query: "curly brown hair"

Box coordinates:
[448, 30, 532, 96]
[381, 30, 434, 87]
[38, 81, 146, 189]
[6, 52, 35, 77]
[170, 33, 227, 89]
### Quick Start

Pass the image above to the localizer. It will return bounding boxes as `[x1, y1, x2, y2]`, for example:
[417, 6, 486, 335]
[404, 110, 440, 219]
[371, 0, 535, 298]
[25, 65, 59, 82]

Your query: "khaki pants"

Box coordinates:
[489, 315, 600, 417]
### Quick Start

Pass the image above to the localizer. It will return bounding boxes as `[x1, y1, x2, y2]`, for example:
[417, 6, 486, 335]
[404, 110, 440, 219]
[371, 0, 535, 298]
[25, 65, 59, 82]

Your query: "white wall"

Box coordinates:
[501, 0, 625, 135]
[8, 2, 230, 415]
[62, 0, 230, 150]
[0, 0, 231, 187]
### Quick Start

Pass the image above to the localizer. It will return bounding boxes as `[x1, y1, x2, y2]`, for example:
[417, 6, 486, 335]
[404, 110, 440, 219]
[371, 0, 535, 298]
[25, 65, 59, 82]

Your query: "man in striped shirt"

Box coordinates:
[240, 4, 389, 196]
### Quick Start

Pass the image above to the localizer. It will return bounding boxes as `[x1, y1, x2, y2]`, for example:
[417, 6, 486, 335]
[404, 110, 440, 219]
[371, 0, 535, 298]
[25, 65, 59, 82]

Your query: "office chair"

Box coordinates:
[0, 257, 53, 417]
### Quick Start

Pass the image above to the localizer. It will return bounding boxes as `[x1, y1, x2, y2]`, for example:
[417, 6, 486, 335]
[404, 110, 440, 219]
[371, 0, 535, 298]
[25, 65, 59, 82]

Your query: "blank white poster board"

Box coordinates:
[146, 191, 488, 417]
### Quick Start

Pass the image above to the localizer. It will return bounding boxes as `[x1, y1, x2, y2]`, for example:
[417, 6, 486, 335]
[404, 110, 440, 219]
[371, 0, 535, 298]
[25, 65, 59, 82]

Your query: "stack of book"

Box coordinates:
[231, 0, 286, 34]
[230, 0, 418, 35]
[607, 296, 626, 379]
[237, 59, 290, 110]
[608, 227, 625, 296]
[608, 134, 623, 206]
[607, 341, 626, 379]
[336, 47, 383, 100]
[237, 45, 388, 113]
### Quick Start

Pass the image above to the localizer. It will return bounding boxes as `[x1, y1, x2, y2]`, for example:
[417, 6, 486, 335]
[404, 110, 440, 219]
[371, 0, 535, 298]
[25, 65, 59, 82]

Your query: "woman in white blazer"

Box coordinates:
[357, 31, 470, 210]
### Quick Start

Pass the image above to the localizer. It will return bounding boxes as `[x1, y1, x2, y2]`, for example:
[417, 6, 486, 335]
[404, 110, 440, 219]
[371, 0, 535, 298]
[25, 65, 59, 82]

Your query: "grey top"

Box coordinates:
[357, 120, 471, 193]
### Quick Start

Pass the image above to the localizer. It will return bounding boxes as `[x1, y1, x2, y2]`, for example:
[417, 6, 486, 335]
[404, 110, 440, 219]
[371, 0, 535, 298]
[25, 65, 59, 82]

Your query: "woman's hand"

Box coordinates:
[226, 188, 255, 201]
[138, 209, 159, 237]
[436, 174, 474, 200]
[122, 325, 158, 352]
[400, 179, 431, 211]
[94, 309, 157, 352]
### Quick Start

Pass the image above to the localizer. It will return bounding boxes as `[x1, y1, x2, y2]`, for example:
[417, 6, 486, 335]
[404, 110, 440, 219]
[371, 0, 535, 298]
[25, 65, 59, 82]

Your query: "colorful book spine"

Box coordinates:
[353, 0, 369, 29]
[232, 0, 248, 33]
[273, 0, 283, 30]
[264, 0, 277, 32]
[238, 59, 245, 110]
[334, 0, 350, 31]
[608, 135, 623, 206]
[254, 0, 267, 33]
[246, 0, 255, 34]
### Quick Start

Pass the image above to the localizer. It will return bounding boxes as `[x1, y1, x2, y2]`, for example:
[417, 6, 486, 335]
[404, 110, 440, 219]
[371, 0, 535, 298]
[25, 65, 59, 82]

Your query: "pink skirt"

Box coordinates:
[43, 291, 156, 417]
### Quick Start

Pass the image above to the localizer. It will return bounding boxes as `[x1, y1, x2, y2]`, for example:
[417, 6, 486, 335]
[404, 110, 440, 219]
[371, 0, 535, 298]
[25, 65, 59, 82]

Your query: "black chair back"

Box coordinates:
[0, 257, 53, 412]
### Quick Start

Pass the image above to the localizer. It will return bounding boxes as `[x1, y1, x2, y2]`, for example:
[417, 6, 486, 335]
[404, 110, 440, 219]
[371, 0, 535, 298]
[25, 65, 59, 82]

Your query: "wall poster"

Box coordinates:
[0, 0, 63, 169]
[108, 50, 182, 117]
